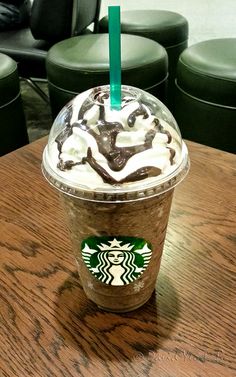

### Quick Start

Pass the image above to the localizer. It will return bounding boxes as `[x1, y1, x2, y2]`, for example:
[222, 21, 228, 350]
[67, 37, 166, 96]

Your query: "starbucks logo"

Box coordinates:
[81, 236, 152, 286]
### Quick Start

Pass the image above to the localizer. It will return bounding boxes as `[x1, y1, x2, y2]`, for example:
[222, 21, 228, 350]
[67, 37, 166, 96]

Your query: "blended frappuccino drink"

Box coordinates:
[42, 85, 189, 312]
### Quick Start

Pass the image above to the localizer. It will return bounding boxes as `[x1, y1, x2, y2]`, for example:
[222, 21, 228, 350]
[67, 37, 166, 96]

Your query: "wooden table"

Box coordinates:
[0, 139, 235, 377]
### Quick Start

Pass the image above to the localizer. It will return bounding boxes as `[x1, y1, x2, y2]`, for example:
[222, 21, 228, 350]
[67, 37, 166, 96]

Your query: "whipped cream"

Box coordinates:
[45, 86, 183, 190]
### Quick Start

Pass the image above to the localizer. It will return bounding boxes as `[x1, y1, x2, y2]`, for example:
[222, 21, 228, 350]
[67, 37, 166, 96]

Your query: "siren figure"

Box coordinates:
[82, 238, 152, 286]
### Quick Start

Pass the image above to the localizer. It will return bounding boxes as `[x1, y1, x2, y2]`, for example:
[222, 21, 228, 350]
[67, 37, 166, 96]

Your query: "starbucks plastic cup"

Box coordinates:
[42, 85, 189, 312]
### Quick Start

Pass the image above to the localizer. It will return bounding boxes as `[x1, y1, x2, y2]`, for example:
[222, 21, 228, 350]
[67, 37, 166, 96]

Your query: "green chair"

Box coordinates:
[99, 10, 189, 108]
[173, 38, 236, 154]
[0, 53, 28, 156]
[46, 34, 168, 118]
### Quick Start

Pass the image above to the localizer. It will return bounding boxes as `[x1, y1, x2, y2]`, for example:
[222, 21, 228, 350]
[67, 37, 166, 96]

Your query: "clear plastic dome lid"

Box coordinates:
[42, 85, 189, 201]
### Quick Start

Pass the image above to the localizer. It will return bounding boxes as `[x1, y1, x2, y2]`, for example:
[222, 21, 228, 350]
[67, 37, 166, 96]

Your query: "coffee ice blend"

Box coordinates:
[42, 85, 189, 312]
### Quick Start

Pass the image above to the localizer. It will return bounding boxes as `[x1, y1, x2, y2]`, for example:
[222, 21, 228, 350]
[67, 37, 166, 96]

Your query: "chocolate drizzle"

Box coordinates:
[82, 148, 162, 185]
[88, 99, 154, 172]
[55, 89, 176, 184]
[127, 104, 149, 127]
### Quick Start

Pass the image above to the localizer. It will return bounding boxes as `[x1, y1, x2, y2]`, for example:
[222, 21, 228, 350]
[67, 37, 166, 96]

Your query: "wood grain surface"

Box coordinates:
[0, 139, 235, 377]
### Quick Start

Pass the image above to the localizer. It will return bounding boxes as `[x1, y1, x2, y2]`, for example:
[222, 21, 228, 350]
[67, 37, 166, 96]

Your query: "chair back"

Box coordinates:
[30, 0, 101, 41]
[72, 0, 101, 35]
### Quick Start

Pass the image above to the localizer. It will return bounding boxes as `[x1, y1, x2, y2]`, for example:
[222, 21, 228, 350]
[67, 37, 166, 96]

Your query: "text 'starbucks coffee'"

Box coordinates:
[42, 85, 189, 312]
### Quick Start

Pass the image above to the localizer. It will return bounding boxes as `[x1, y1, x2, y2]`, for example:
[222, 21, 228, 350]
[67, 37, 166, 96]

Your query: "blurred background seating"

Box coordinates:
[0, 53, 28, 156]
[99, 10, 188, 109]
[0, 0, 102, 146]
[46, 34, 168, 118]
[173, 38, 236, 154]
[0, 0, 101, 98]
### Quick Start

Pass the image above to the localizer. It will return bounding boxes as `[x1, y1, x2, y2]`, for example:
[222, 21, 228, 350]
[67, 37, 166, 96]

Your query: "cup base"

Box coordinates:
[95, 291, 154, 313]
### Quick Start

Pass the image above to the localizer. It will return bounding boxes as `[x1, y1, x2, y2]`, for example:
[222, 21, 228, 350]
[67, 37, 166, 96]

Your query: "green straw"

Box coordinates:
[108, 6, 121, 110]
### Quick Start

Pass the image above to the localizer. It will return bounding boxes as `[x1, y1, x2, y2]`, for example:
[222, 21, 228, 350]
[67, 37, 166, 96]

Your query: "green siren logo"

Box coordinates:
[81, 236, 152, 286]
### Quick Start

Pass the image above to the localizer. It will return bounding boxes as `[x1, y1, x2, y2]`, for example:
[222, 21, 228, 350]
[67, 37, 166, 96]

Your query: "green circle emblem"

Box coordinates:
[81, 236, 152, 286]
